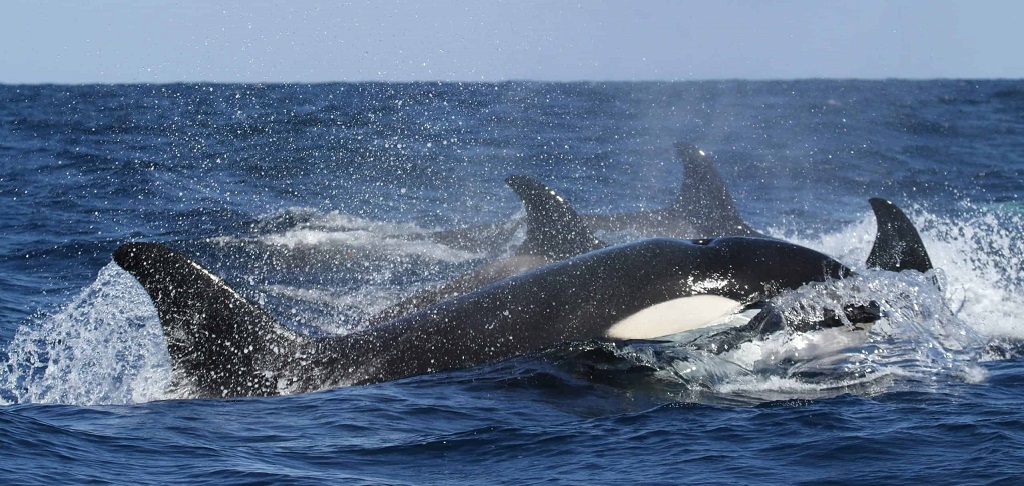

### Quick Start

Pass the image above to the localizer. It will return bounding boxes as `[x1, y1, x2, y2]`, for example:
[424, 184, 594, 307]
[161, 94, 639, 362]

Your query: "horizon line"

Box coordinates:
[2, 77, 1022, 87]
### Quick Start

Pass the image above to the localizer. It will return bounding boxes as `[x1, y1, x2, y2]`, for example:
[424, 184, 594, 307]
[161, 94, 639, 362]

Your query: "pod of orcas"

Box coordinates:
[113, 143, 934, 398]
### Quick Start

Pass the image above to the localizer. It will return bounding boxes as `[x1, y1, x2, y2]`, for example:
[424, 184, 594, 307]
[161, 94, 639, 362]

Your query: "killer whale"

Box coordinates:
[867, 197, 933, 273]
[686, 197, 934, 353]
[428, 143, 762, 253]
[112, 163, 933, 399]
[368, 174, 605, 324]
[114, 236, 863, 398]
[582, 143, 762, 238]
[371, 143, 763, 327]
[374, 165, 926, 327]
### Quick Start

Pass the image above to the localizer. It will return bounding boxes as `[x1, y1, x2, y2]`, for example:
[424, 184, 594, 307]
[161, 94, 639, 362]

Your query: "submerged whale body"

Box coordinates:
[114, 237, 865, 398]
[429, 143, 763, 252]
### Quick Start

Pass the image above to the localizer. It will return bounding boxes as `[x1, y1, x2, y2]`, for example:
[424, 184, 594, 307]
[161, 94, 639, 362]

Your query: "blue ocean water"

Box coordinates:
[1, 81, 1023, 483]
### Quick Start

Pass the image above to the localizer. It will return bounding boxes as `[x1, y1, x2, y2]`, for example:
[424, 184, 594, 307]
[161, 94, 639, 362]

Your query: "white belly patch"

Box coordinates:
[605, 295, 743, 340]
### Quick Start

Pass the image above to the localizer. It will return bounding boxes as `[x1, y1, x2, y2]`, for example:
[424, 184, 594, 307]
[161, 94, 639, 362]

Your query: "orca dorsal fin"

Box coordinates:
[866, 198, 933, 272]
[505, 175, 605, 260]
[113, 242, 299, 397]
[673, 143, 757, 236]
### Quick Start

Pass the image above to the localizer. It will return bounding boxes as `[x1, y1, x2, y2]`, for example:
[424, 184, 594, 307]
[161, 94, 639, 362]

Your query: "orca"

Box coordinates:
[381, 186, 926, 331]
[428, 143, 762, 252]
[687, 197, 933, 353]
[374, 149, 760, 325]
[114, 236, 863, 398]
[867, 197, 933, 273]
[368, 174, 604, 324]
[112, 183, 933, 399]
[581, 143, 762, 238]
[375, 196, 933, 361]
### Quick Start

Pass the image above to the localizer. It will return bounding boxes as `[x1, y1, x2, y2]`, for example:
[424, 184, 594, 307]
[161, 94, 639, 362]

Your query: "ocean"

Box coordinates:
[1, 81, 1023, 484]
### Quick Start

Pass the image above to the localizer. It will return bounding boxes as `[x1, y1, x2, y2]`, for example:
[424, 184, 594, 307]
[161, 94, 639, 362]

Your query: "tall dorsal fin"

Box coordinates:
[113, 242, 299, 397]
[673, 143, 756, 236]
[505, 175, 605, 260]
[866, 198, 933, 272]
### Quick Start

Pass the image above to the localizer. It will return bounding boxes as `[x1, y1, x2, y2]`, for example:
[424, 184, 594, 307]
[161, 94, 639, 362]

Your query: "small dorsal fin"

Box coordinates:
[866, 198, 933, 272]
[673, 143, 756, 236]
[505, 175, 605, 260]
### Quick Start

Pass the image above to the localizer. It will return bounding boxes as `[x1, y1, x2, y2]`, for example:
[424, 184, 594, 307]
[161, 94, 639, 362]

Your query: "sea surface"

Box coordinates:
[1, 81, 1023, 484]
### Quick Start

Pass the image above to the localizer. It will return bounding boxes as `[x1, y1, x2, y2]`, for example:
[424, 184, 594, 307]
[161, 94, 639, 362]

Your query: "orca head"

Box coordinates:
[603, 237, 855, 341]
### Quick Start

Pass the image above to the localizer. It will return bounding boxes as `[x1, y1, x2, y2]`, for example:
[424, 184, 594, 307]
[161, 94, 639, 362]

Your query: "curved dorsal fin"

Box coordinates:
[673, 143, 756, 236]
[505, 175, 604, 260]
[866, 198, 933, 272]
[113, 242, 298, 397]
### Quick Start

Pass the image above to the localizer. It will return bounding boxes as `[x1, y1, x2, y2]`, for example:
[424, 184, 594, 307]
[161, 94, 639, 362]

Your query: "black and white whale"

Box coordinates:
[112, 191, 931, 398]
[428, 143, 763, 253]
[689, 197, 935, 353]
[111, 237, 888, 398]
[114, 238, 854, 398]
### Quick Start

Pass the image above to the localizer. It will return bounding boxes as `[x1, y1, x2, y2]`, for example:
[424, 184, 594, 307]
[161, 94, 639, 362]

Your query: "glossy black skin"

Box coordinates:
[114, 237, 851, 398]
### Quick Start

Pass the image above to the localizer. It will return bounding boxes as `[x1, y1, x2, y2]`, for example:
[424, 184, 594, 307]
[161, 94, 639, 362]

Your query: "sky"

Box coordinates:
[2, 0, 1022, 83]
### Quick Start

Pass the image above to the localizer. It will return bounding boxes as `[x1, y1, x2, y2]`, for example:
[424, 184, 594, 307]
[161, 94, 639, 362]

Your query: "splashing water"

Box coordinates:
[0, 263, 172, 406]
[1, 202, 1021, 406]
[915, 204, 1024, 341]
[600, 268, 986, 406]
[592, 204, 1023, 404]
[791, 203, 1024, 342]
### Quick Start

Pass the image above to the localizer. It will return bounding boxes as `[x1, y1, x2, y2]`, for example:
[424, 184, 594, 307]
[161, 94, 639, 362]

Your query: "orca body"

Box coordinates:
[375, 195, 932, 345]
[428, 143, 762, 253]
[114, 237, 855, 398]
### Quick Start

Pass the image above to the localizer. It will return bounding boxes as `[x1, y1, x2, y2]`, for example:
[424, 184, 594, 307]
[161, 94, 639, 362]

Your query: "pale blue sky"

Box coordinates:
[2, 0, 1021, 83]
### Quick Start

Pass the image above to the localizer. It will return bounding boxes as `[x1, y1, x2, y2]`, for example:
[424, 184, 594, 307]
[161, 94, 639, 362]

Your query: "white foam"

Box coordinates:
[777, 203, 1024, 341]
[217, 209, 483, 263]
[260, 228, 479, 263]
[0, 263, 172, 406]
